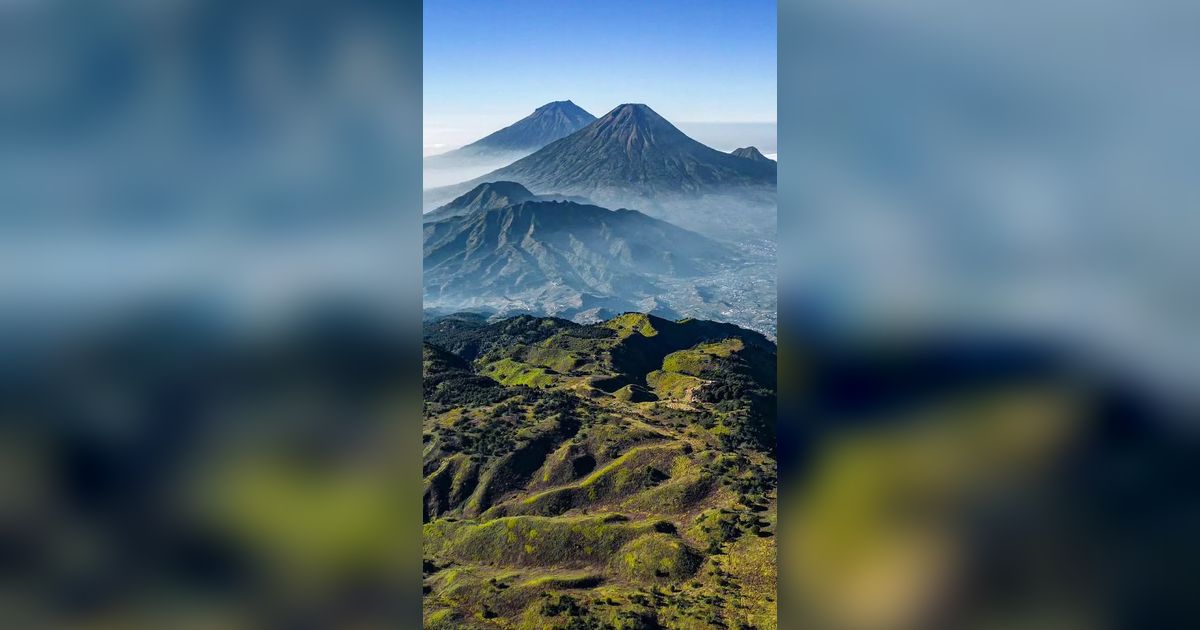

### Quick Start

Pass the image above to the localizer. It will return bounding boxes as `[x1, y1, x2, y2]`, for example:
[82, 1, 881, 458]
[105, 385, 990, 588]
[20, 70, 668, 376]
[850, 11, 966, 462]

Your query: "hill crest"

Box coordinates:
[731, 146, 774, 162]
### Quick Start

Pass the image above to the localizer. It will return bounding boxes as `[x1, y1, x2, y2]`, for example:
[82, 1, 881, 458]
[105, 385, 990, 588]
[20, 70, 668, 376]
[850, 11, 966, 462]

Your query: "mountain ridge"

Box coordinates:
[423, 181, 598, 223]
[422, 181, 537, 222]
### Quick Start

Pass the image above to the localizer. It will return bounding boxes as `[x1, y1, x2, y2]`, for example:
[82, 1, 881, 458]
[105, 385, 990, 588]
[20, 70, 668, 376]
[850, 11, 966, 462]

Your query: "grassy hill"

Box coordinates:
[423, 312, 777, 629]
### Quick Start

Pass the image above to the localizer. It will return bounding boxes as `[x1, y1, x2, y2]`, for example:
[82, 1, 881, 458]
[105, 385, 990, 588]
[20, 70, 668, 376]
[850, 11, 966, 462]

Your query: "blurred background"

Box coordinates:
[2, 0, 1198, 628]
[0, 0, 424, 627]
[779, 1, 1200, 629]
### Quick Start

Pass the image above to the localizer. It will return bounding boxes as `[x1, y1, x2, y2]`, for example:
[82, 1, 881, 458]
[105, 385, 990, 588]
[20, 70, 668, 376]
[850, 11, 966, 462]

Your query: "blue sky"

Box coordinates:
[424, 0, 776, 149]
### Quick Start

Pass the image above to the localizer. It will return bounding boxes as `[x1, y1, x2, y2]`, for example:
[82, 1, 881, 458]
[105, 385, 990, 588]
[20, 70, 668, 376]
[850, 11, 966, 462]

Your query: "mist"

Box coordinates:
[678, 122, 778, 154]
[422, 152, 529, 190]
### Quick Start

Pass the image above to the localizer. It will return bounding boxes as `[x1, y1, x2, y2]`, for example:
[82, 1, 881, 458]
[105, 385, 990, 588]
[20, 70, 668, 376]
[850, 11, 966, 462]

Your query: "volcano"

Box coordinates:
[427, 100, 596, 161]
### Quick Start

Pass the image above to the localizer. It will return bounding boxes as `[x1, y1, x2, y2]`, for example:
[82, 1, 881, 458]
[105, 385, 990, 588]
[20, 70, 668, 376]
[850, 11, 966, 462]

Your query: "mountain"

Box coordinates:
[430, 103, 775, 202]
[423, 104, 778, 237]
[423, 312, 777, 628]
[423, 200, 738, 321]
[731, 146, 775, 163]
[427, 101, 596, 161]
[422, 181, 597, 223]
[422, 181, 537, 222]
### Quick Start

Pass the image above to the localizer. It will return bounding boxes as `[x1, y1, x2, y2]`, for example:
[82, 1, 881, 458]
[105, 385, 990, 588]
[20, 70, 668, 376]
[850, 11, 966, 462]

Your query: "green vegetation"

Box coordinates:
[485, 444, 683, 518]
[483, 358, 556, 388]
[525, 343, 587, 374]
[614, 533, 703, 581]
[613, 383, 656, 402]
[423, 312, 777, 628]
[425, 514, 674, 567]
[603, 312, 661, 339]
[646, 369, 704, 400]
[662, 337, 744, 375]
[521, 572, 604, 589]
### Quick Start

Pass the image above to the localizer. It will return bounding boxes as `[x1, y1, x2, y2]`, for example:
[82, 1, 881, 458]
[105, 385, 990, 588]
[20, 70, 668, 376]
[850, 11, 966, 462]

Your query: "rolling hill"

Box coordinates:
[423, 312, 777, 629]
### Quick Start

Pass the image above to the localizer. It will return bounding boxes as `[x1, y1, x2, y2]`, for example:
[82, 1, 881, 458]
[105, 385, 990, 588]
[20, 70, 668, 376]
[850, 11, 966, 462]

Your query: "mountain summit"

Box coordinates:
[423, 180, 598, 223]
[454, 100, 596, 156]
[583, 103, 695, 155]
[731, 146, 774, 163]
[422, 181, 536, 222]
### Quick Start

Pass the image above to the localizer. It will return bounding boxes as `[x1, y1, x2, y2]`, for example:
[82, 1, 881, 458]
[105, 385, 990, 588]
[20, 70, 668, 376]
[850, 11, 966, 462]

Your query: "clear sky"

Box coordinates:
[424, 0, 776, 151]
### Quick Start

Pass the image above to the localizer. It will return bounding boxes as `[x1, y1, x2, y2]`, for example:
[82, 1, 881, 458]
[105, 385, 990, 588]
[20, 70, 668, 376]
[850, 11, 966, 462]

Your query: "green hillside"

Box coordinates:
[423, 312, 777, 629]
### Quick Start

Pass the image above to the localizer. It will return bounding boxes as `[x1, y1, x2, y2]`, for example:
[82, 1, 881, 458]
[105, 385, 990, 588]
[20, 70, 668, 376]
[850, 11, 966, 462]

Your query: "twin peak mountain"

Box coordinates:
[424, 102, 775, 215]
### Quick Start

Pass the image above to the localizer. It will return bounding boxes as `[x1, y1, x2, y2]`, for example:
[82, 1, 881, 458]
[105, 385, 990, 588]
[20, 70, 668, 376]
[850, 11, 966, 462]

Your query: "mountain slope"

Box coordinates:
[423, 200, 736, 321]
[731, 146, 775, 163]
[428, 101, 596, 161]
[423, 105, 778, 236]
[423, 312, 777, 629]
